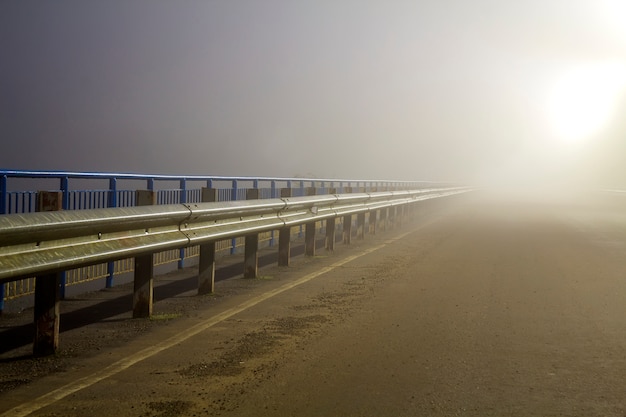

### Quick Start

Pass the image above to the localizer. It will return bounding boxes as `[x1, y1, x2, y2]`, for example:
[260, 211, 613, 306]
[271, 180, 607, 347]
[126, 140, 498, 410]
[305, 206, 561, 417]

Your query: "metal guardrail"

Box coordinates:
[1, 170, 462, 307]
[0, 187, 469, 283]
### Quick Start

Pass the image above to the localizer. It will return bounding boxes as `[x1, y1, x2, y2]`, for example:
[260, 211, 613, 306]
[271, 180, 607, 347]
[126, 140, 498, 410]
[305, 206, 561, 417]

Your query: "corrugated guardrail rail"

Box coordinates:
[0, 186, 472, 355]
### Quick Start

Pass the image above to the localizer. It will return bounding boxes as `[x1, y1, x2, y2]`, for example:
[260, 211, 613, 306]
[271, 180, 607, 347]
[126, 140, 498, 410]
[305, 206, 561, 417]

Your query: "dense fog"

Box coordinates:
[1, 1, 625, 194]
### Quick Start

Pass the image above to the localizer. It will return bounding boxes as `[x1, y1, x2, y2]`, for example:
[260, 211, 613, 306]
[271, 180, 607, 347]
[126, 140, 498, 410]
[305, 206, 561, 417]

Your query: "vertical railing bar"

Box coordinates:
[60, 177, 69, 210]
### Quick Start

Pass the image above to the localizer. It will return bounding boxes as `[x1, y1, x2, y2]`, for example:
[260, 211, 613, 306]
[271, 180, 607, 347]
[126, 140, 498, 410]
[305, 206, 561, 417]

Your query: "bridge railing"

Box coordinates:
[0, 180, 470, 355]
[0, 170, 441, 215]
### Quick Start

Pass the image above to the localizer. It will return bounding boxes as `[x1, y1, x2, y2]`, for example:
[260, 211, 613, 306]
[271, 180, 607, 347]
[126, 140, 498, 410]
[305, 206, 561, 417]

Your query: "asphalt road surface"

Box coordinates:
[2, 192, 626, 416]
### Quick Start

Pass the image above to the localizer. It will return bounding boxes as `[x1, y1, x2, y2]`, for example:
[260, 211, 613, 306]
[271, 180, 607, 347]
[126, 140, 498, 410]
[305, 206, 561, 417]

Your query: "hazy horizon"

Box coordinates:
[2, 1, 625, 189]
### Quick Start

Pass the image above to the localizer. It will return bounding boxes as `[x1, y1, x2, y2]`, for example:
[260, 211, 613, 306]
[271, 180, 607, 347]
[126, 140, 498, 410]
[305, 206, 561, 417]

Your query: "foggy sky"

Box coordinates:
[1, 1, 625, 186]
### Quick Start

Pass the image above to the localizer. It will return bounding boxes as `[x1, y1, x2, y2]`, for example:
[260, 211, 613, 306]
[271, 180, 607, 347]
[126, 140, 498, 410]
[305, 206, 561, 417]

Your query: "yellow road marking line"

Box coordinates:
[4, 231, 413, 417]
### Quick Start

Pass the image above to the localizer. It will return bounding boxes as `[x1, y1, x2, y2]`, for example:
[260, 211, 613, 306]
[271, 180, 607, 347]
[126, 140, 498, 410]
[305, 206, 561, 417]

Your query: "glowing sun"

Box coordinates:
[547, 62, 626, 144]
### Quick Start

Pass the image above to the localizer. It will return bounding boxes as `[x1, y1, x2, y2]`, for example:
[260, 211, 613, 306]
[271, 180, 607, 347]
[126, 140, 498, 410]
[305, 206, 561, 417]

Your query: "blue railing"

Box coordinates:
[0, 169, 447, 310]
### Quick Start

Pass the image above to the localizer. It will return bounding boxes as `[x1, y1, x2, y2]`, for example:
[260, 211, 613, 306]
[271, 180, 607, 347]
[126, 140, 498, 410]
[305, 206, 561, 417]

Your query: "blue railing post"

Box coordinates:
[0, 175, 6, 215]
[108, 177, 118, 208]
[60, 176, 69, 210]
[231, 179, 238, 201]
[106, 178, 117, 288]
[178, 179, 187, 269]
[179, 178, 187, 204]
[230, 180, 238, 254]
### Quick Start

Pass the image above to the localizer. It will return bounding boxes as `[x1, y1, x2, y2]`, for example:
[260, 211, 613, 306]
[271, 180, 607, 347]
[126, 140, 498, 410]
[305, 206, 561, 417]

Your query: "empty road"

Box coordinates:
[2, 192, 626, 416]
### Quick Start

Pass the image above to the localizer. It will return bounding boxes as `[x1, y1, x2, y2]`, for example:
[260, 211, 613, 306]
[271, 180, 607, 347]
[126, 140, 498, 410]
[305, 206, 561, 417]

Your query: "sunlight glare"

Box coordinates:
[547, 62, 626, 144]
[597, 0, 626, 41]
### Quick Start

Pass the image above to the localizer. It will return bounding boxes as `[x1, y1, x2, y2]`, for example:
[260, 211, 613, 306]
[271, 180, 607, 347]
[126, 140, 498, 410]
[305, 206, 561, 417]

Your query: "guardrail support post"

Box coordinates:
[244, 188, 260, 278]
[357, 212, 366, 240]
[278, 188, 292, 266]
[33, 190, 63, 355]
[368, 188, 378, 235]
[369, 210, 377, 235]
[325, 188, 337, 251]
[396, 205, 403, 228]
[33, 272, 62, 356]
[305, 187, 317, 256]
[133, 190, 156, 318]
[198, 188, 217, 294]
[381, 207, 387, 231]
[410, 199, 419, 220]
[343, 187, 353, 244]
[392, 206, 399, 229]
